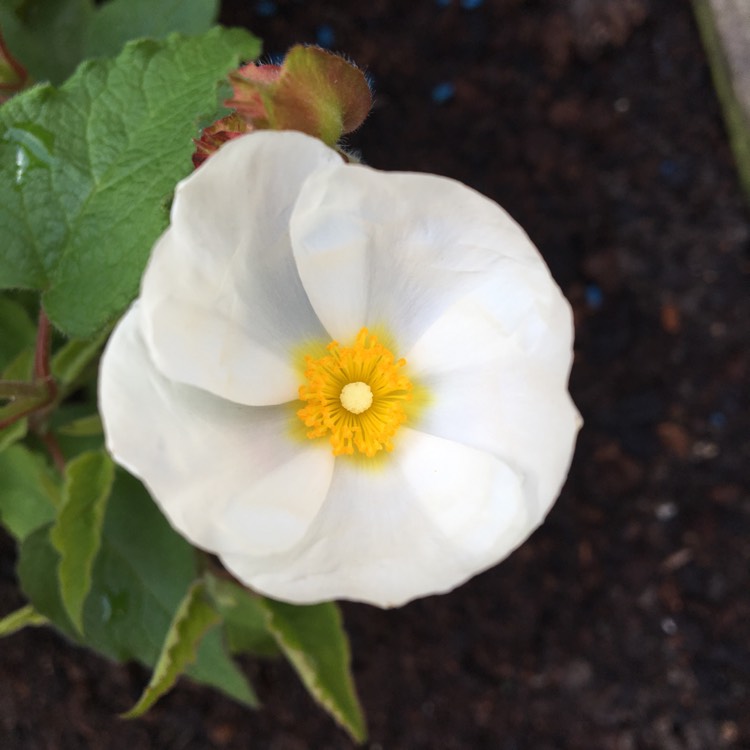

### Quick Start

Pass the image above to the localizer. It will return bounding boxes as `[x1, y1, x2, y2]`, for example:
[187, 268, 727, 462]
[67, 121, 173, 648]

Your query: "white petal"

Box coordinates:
[407, 262, 574, 376]
[290, 165, 540, 348]
[221, 429, 531, 607]
[407, 275, 580, 519]
[140, 131, 342, 405]
[99, 304, 334, 556]
[396, 428, 530, 559]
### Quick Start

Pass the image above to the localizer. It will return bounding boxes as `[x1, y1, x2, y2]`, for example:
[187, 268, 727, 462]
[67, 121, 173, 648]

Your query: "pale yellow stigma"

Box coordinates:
[340, 381, 373, 414]
[297, 328, 413, 457]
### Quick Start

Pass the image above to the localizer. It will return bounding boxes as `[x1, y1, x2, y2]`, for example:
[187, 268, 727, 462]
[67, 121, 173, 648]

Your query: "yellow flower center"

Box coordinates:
[297, 328, 413, 457]
[339, 381, 373, 414]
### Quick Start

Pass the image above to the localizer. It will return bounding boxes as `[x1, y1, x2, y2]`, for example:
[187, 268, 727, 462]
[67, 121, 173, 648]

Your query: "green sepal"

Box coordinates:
[267, 45, 372, 146]
[230, 45, 371, 147]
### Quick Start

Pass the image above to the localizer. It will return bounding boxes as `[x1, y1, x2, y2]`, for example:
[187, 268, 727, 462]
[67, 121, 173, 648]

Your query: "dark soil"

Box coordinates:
[2, 0, 749, 748]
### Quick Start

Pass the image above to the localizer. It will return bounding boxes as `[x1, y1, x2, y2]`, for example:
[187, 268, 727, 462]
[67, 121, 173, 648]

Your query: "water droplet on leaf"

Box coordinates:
[100, 595, 113, 623]
[3, 122, 56, 186]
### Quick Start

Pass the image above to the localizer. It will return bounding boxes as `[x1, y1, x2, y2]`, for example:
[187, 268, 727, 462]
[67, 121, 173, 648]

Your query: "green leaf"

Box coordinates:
[0, 296, 35, 371]
[80, 470, 255, 706]
[78, 470, 199, 661]
[50, 404, 106, 459]
[0, 0, 93, 84]
[51, 326, 110, 387]
[0, 444, 58, 541]
[1, 345, 33, 381]
[260, 599, 366, 742]
[17, 523, 77, 638]
[0, 345, 34, 452]
[0, 603, 48, 637]
[0, 0, 220, 85]
[0, 27, 261, 337]
[122, 579, 222, 718]
[57, 413, 102, 437]
[19, 473, 256, 707]
[84, 0, 219, 60]
[206, 575, 280, 657]
[50, 450, 114, 632]
[0, 418, 27, 453]
[186, 625, 258, 706]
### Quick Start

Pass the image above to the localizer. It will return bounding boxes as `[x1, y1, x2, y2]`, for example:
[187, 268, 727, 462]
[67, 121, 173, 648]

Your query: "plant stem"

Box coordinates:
[0, 380, 49, 399]
[39, 431, 66, 474]
[34, 308, 53, 382]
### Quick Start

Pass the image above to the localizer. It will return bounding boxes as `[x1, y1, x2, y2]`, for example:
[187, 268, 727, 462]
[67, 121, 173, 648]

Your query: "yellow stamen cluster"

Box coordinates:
[297, 328, 413, 457]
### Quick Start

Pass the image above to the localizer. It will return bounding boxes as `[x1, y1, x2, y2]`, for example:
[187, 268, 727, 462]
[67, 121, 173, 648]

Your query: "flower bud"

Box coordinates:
[228, 61, 281, 125]
[192, 113, 251, 168]
[228, 45, 372, 146]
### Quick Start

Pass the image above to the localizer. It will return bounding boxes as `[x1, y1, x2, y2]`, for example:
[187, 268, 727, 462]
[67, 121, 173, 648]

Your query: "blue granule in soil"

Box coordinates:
[255, 0, 278, 17]
[316, 24, 335, 48]
[659, 159, 678, 178]
[709, 411, 727, 429]
[585, 283, 604, 310]
[659, 157, 691, 188]
[461, 0, 484, 8]
[431, 81, 455, 104]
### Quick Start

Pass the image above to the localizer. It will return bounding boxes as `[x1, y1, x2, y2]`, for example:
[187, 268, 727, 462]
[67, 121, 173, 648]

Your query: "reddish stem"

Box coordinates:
[28, 308, 64, 472]
[0, 30, 29, 103]
[0, 30, 28, 80]
[39, 430, 66, 474]
[34, 308, 53, 381]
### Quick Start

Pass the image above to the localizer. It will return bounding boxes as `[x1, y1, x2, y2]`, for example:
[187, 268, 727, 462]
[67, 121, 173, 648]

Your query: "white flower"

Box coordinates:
[99, 131, 580, 608]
